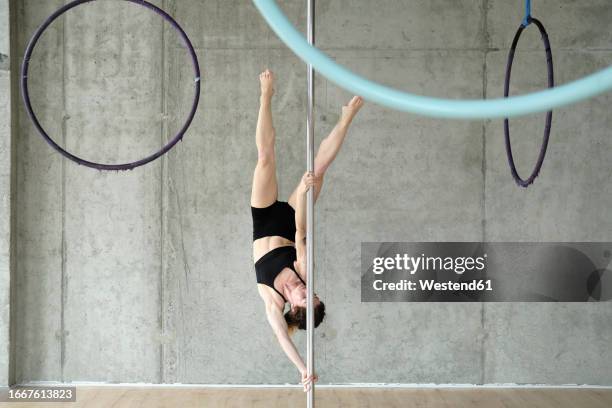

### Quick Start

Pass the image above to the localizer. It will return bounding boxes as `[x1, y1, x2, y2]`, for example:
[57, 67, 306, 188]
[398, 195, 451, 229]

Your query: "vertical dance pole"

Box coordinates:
[306, 0, 315, 407]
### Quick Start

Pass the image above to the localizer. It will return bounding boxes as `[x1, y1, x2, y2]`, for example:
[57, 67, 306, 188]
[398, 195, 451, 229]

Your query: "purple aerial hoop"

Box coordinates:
[21, 0, 201, 171]
[504, 16, 554, 187]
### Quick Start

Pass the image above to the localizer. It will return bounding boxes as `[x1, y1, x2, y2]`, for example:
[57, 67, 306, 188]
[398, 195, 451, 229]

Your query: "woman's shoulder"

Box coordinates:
[257, 283, 285, 308]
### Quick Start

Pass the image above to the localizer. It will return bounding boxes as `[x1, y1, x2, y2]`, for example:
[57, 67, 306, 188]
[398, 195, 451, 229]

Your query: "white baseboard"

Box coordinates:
[16, 381, 612, 389]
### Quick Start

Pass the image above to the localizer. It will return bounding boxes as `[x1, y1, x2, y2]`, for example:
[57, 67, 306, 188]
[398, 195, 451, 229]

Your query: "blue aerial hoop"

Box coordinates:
[21, 0, 201, 171]
[503, 2, 554, 188]
[252, 0, 612, 119]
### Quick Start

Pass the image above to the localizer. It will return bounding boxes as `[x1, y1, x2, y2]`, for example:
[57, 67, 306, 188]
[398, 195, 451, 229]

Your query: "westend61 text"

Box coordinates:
[373, 279, 493, 291]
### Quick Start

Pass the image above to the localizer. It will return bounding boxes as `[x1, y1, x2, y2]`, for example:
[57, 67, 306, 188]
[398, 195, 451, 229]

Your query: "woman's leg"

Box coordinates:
[289, 96, 364, 207]
[251, 70, 279, 208]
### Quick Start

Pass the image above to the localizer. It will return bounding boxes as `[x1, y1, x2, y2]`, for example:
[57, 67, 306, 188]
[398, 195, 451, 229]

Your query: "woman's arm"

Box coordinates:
[294, 172, 321, 272]
[295, 183, 307, 265]
[265, 302, 307, 374]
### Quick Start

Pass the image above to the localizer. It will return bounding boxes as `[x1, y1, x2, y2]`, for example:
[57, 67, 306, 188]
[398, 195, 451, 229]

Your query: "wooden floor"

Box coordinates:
[1, 386, 612, 408]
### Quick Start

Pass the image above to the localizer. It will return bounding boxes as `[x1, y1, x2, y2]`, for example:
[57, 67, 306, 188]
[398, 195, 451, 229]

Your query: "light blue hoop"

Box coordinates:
[253, 0, 612, 119]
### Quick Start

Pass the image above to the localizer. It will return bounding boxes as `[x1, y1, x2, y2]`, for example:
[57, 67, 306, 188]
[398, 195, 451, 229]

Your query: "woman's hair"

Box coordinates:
[285, 301, 326, 335]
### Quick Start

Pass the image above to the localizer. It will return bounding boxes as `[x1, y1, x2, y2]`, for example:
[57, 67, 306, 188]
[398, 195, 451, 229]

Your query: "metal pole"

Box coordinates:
[306, 0, 315, 407]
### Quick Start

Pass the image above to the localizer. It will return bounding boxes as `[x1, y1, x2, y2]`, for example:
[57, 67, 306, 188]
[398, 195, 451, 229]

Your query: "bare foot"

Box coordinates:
[341, 96, 364, 125]
[260, 69, 275, 99]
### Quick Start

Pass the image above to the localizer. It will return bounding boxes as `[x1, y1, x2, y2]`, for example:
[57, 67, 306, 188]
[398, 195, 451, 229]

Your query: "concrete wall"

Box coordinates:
[7, 0, 612, 385]
[0, 0, 12, 388]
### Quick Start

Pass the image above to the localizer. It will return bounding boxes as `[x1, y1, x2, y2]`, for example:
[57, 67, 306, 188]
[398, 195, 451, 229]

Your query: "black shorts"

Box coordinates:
[251, 200, 296, 242]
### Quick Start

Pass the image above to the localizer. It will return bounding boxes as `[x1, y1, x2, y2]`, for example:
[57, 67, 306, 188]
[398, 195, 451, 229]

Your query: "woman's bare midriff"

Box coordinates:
[253, 235, 295, 263]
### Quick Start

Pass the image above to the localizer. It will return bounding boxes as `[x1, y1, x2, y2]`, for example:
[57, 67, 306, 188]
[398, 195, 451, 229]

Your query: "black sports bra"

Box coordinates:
[255, 246, 305, 302]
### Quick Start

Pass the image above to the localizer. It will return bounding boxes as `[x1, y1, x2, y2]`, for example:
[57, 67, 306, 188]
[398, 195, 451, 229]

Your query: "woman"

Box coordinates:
[251, 69, 363, 391]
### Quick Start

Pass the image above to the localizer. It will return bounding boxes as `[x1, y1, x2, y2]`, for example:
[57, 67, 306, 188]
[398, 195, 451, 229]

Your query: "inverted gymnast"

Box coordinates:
[251, 70, 363, 391]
